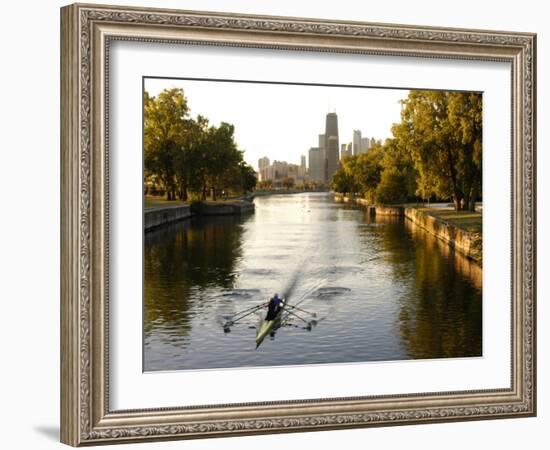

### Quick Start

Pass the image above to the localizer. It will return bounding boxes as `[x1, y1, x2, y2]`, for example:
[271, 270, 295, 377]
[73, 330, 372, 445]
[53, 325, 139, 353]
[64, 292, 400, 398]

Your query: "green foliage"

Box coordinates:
[331, 91, 482, 211]
[282, 177, 295, 190]
[332, 153, 360, 195]
[376, 166, 407, 204]
[239, 162, 258, 194]
[331, 145, 385, 202]
[355, 145, 384, 203]
[393, 91, 482, 210]
[144, 88, 256, 201]
[144, 88, 189, 200]
[379, 138, 418, 201]
[331, 166, 355, 195]
[257, 180, 273, 190]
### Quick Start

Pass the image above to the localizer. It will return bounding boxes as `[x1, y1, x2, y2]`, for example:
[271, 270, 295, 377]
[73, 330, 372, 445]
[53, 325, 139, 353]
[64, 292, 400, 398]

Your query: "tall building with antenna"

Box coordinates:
[324, 112, 339, 183]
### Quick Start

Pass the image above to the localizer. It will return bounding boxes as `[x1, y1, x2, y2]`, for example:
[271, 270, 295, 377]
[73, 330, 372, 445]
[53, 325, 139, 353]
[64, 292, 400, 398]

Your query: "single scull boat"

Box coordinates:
[255, 297, 287, 348]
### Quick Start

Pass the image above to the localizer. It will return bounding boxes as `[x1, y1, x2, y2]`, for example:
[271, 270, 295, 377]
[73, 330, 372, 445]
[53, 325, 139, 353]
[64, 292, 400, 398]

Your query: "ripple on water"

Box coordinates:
[220, 288, 262, 298]
[240, 268, 278, 276]
[144, 193, 482, 371]
[313, 287, 352, 298]
[326, 266, 364, 275]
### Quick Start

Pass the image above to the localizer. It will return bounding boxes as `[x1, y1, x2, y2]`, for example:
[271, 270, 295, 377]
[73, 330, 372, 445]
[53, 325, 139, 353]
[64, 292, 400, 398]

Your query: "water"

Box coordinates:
[144, 193, 482, 371]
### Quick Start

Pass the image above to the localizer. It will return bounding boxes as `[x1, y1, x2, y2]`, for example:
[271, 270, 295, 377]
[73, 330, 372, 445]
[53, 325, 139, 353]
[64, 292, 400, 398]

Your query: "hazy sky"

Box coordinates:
[144, 78, 408, 171]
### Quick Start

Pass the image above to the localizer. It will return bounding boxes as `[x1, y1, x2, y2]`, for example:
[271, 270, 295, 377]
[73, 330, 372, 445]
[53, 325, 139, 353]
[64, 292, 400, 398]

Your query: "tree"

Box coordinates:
[202, 122, 241, 200]
[257, 180, 273, 190]
[376, 166, 407, 204]
[174, 115, 209, 201]
[332, 155, 360, 195]
[377, 138, 418, 203]
[144, 88, 189, 200]
[394, 90, 482, 211]
[239, 162, 257, 194]
[282, 177, 295, 190]
[144, 87, 283, 202]
[448, 92, 483, 210]
[354, 145, 384, 203]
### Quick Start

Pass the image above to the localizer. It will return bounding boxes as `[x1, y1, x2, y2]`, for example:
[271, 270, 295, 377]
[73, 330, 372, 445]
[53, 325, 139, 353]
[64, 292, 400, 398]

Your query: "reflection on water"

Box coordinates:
[144, 193, 481, 371]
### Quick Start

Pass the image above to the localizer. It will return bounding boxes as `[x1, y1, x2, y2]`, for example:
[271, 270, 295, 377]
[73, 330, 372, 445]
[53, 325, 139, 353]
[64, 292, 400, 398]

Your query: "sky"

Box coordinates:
[144, 77, 409, 171]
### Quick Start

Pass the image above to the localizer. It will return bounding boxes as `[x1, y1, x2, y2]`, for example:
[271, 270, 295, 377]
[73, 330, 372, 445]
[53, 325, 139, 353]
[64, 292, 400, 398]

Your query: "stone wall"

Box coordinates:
[144, 201, 255, 232]
[191, 201, 255, 216]
[144, 205, 191, 231]
[404, 208, 481, 264]
[374, 205, 404, 216]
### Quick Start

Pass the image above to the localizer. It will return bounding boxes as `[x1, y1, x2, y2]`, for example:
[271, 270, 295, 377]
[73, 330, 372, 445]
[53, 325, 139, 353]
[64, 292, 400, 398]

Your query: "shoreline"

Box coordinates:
[250, 189, 328, 198]
[333, 193, 482, 265]
[144, 200, 254, 232]
[144, 190, 327, 232]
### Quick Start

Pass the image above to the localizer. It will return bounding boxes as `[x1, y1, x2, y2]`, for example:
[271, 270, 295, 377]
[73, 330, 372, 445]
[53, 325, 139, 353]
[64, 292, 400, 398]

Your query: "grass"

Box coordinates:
[144, 195, 249, 209]
[144, 196, 187, 209]
[417, 208, 482, 234]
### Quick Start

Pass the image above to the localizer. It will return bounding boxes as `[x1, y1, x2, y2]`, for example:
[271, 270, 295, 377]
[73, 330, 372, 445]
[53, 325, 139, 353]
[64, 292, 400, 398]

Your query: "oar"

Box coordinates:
[223, 303, 266, 331]
[232, 302, 268, 317]
[229, 302, 268, 322]
[285, 309, 310, 325]
[286, 304, 317, 317]
[285, 310, 315, 331]
[226, 306, 264, 325]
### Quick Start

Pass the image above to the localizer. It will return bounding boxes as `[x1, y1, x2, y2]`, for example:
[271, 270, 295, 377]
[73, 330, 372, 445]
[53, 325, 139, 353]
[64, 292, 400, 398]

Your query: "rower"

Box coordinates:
[266, 293, 282, 320]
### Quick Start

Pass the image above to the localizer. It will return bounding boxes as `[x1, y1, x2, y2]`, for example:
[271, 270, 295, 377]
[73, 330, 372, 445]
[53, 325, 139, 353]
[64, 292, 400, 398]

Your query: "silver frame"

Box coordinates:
[60, 3, 536, 446]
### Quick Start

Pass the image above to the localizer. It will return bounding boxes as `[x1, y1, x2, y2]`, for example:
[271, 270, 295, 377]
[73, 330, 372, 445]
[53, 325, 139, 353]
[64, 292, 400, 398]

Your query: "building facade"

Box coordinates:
[360, 137, 371, 153]
[258, 156, 271, 181]
[341, 142, 353, 160]
[308, 147, 324, 183]
[324, 112, 339, 183]
[353, 129, 362, 156]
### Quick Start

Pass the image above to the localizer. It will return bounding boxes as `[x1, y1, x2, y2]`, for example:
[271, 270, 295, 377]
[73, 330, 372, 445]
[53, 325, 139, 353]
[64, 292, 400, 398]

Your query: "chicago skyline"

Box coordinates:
[144, 78, 407, 169]
[259, 111, 379, 185]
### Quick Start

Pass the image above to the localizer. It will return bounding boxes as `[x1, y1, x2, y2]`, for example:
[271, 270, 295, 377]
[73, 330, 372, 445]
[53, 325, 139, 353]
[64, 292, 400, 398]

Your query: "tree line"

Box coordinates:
[332, 90, 482, 211]
[144, 88, 257, 201]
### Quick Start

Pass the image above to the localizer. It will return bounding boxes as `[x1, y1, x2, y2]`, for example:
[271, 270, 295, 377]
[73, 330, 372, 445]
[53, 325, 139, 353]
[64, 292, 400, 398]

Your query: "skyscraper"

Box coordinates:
[308, 147, 323, 183]
[353, 130, 362, 156]
[341, 143, 353, 160]
[300, 155, 307, 178]
[272, 160, 289, 180]
[324, 112, 339, 183]
[318, 134, 325, 149]
[360, 137, 371, 153]
[258, 156, 270, 170]
[258, 156, 271, 182]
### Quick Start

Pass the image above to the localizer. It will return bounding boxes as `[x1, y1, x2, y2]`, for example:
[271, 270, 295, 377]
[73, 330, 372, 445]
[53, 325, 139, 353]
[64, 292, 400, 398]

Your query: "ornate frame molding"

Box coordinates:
[61, 3, 536, 446]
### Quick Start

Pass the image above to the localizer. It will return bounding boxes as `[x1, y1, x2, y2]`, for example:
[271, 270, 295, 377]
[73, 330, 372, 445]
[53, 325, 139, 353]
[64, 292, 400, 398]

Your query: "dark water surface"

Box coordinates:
[144, 193, 482, 371]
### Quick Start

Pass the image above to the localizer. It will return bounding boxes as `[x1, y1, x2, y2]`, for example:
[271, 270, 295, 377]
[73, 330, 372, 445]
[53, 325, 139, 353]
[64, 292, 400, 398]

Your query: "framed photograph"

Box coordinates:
[60, 3, 537, 446]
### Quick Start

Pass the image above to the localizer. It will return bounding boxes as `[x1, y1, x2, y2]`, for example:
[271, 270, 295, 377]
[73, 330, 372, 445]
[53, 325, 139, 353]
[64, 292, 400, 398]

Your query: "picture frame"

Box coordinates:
[60, 2, 536, 446]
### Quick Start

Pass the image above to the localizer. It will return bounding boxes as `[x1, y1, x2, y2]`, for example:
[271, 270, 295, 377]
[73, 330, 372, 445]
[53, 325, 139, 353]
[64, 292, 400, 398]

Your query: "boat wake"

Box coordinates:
[313, 287, 351, 298]
[326, 265, 363, 274]
[240, 268, 278, 276]
[220, 288, 261, 298]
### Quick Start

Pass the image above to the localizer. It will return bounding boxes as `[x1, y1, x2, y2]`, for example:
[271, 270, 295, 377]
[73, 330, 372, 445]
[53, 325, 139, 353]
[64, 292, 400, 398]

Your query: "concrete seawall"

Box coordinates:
[333, 193, 355, 204]
[144, 201, 255, 232]
[369, 204, 404, 216]
[404, 207, 481, 264]
[191, 201, 255, 216]
[144, 204, 192, 231]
